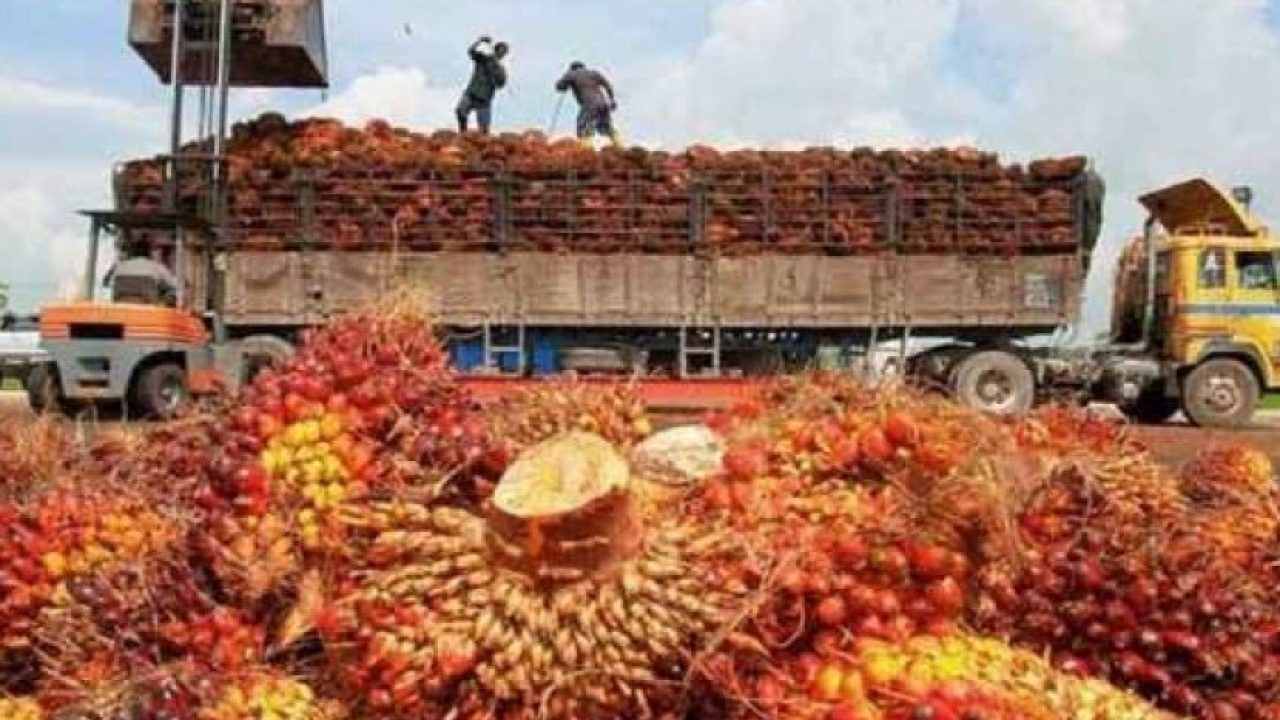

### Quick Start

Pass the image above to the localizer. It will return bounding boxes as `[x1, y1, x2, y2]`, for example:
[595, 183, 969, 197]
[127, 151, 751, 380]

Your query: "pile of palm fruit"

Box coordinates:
[1, 306, 1276, 720]
[116, 114, 1093, 255]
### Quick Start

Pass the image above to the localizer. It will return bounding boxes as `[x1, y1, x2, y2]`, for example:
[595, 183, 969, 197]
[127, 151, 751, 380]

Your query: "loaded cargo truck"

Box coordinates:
[26, 0, 1280, 426]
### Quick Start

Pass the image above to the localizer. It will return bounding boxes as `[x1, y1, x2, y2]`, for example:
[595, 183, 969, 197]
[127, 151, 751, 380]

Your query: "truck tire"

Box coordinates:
[951, 350, 1036, 417]
[131, 363, 190, 420]
[1122, 387, 1181, 424]
[25, 364, 62, 415]
[239, 335, 295, 385]
[1181, 358, 1259, 428]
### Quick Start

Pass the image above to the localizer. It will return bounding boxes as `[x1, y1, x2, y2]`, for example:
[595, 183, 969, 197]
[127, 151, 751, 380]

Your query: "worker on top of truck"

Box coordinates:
[103, 244, 178, 307]
[455, 36, 509, 135]
[555, 61, 620, 148]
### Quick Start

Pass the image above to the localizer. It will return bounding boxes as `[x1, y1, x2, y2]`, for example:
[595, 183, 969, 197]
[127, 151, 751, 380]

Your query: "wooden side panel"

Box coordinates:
[715, 257, 769, 321]
[224, 251, 299, 320]
[817, 257, 877, 324]
[876, 256, 905, 325]
[213, 250, 1083, 329]
[900, 256, 960, 323]
[971, 257, 1018, 316]
[519, 253, 582, 317]
[580, 255, 629, 318]
[406, 252, 491, 317]
[179, 250, 209, 312]
[767, 256, 821, 319]
[321, 252, 392, 313]
[487, 255, 522, 318]
[631, 256, 686, 319]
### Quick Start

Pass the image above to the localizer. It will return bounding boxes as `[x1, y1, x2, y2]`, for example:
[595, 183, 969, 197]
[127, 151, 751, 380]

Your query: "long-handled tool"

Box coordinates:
[547, 92, 567, 136]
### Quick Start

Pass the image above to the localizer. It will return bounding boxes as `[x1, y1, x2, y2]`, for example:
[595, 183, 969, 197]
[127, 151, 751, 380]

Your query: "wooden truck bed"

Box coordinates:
[180, 250, 1082, 333]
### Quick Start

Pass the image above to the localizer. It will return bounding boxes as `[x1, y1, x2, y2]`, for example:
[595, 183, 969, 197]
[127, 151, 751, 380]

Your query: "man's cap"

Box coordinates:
[569, 61, 585, 70]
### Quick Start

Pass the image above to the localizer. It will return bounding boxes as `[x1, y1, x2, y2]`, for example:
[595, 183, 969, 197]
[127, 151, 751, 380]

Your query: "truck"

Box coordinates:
[26, 0, 1280, 427]
[0, 314, 46, 393]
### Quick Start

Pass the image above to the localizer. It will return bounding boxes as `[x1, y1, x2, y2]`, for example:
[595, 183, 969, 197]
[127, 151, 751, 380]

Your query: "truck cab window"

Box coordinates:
[1236, 251, 1278, 291]
[1199, 248, 1225, 289]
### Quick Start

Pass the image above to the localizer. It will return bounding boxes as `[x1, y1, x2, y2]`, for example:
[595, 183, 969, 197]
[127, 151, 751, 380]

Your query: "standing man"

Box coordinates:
[555, 61, 620, 148]
[456, 35, 509, 135]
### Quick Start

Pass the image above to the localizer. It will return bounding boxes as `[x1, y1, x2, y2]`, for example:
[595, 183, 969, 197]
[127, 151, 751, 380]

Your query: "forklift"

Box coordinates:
[27, 0, 327, 418]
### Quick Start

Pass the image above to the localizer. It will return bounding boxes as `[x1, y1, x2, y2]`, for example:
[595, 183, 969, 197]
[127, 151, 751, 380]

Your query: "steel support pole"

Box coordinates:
[213, 0, 232, 163]
[168, 0, 187, 309]
[168, 0, 186, 158]
[175, 229, 186, 308]
[210, 0, 233, 342]
[84, 220, 102, 302]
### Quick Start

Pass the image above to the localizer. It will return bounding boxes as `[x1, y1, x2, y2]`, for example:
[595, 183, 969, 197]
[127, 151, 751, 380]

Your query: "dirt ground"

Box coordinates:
[2, 392, 1278, 473]
[1130, 420, 1280, 471]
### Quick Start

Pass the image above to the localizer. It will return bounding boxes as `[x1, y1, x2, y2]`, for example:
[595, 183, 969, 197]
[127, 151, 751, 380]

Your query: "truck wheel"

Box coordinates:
[951, 350, 1036, 417]
[131, 363, 190, 420]
[239, 335, 295, 385]
[1122, 387, 1181, 424]
[25, 364, 62, 415]
[1181, 358, 1259, 428]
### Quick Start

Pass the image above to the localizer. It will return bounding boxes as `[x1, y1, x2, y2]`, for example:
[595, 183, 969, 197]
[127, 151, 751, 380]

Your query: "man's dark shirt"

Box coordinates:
[555, 68, 614, 110]
[465, 44, 507, 102]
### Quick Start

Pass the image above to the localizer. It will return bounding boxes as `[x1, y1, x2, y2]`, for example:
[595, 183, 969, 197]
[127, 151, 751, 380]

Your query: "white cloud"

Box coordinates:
[0, 164, 105, 310]
[0, 73, 161, 132]
[302, 66, 458, 130]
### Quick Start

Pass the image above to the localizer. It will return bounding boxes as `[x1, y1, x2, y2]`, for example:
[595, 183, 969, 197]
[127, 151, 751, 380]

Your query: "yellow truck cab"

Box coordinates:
[1141, 179, 1280, 426]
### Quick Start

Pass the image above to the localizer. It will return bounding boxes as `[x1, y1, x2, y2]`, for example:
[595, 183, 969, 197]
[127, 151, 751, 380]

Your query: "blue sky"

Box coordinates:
[3, 0, 1280, 332]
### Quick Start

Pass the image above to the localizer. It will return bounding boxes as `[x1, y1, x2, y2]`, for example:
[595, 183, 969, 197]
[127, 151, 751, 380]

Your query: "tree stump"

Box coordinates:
[485, 432, 640, 585]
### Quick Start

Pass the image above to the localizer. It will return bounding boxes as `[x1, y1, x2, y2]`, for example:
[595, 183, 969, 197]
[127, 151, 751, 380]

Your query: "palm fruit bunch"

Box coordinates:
[199, 670, 344, 720]
[1180, 443, 1275, 505]
[1174, 444, 1279, 579]
[0, 489, 180, 655]
[320, 432, 750, 719]
[972, 476, 1280, 717]
[26, 555, 236, 719]
[156, 607, 266, 672]
[484, 382, 653, 457]
[198, 308, 495, 603]
[755, 527, 969, 654]
[705, 632, 1173, 719]
[1013, 405, 1147, 458]
[0, 418, 74, 502]
[698, 377, 981, 532]
[0, 697, 43, 720]
[840, 635, 1177, 720]
[197, 511, 299, 606]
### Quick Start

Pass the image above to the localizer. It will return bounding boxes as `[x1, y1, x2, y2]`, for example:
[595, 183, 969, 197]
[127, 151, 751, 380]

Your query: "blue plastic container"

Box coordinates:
[449, 338, 484, 372]
[531, 332, 559, 375]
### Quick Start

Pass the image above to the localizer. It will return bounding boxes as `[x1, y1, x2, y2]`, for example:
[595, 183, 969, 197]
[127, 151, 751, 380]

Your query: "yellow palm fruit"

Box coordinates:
[65, 552, 89, 576]
[301, 459, 325, 485]
[0, 698, 43, 720]
[299, 420, 322, 445]
[84, 543, 114, 566]
[320, 455, 345, 483]
[320, 413, 344, 440]
[259, 449, 280, 474]
[40, 551, 68, 579]
[285, 422, 310, 447]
